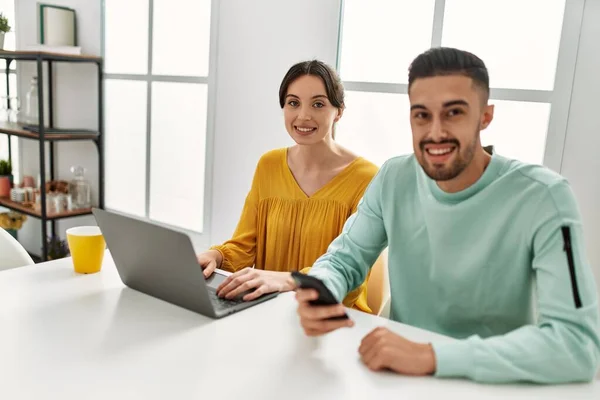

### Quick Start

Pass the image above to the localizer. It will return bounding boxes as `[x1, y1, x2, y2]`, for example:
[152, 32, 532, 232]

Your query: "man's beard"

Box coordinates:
[418, 131, 478, 181]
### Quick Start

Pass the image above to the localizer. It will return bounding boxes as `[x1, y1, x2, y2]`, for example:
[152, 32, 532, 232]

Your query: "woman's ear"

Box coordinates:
[334, 106, 345, 123]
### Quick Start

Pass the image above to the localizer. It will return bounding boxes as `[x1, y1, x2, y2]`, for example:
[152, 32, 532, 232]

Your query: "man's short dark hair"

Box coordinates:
[408, 47, 490, 101]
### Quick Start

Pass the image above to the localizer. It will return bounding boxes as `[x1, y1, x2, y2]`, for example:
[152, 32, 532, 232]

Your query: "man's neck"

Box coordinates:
[436, 149, 492, 193]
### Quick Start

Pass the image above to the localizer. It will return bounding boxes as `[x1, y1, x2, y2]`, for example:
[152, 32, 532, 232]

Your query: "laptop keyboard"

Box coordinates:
[209, 290, 244, 310]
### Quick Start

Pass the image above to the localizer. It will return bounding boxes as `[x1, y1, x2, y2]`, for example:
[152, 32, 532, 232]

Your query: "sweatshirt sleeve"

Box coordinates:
[432, 180, 600, 383]
[308, 162, 389, 301]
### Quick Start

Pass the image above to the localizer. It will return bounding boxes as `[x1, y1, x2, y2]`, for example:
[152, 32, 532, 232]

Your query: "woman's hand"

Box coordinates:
[216, 269, 295, 301]
[196, 250, 223, 278]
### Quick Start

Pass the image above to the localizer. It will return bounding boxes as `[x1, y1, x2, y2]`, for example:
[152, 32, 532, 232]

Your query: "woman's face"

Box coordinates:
[283, 75, 343, 145]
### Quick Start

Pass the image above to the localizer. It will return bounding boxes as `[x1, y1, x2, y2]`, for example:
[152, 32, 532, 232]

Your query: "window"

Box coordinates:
[337, 92, 412, 167]
[103, 0, 213, 233]
[442, 0, 565, 91]
[339, 0, 435, 84]
[337, 0, 570, 167]
[0, 0, 20, 183]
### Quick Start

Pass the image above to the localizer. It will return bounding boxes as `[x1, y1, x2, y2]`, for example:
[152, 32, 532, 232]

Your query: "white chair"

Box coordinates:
[367, 248, 391, 317]
[0, 228, 34, 271]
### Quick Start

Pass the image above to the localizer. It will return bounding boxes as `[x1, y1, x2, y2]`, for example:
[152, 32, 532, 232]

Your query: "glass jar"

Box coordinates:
[69, 166, 92, 209]
[25, 77, 39, 125]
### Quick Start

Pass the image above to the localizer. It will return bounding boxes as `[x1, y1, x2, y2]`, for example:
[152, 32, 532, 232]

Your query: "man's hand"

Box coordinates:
[196, 250, 223, 278]
[217, 269, 295, 301]
[296, 288, 354, 336]
[359, 327, 436, 376]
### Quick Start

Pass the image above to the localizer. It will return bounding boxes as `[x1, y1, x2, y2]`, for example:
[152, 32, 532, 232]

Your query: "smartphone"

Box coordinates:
[291, 272, 349, 320]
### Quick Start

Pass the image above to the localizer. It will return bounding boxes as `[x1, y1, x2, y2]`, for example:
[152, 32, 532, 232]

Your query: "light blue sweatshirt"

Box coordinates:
[309, 153, 600, 383]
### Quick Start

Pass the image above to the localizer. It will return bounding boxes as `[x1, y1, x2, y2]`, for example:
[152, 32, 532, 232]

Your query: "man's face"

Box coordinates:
[408, 75, 494, 181]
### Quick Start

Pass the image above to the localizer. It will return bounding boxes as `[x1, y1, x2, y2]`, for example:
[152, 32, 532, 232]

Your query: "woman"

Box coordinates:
[197, 60, 379, 313]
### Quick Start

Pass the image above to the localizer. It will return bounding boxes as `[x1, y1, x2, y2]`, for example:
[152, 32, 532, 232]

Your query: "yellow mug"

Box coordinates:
[66, 226, 106, 274]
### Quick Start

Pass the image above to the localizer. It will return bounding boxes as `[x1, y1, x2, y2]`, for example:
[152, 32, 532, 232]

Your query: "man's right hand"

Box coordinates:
[295, 288, 354, 336]
[196, 250, 223, 278]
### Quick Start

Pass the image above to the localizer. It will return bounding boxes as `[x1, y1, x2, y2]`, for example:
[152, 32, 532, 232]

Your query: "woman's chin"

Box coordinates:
[289, 132, 331, 145]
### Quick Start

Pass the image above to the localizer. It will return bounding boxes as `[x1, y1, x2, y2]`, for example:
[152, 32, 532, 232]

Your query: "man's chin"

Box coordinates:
[421, 164, 461, 181]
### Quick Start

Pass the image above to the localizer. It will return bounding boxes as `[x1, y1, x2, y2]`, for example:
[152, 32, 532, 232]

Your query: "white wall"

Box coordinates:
[15, 0, 101, 256]
[209, 0, 341, 244]
[560, 0, 600, 297]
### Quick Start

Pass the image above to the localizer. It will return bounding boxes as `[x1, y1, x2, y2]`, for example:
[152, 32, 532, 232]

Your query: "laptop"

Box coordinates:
[92, 208, 278, 318]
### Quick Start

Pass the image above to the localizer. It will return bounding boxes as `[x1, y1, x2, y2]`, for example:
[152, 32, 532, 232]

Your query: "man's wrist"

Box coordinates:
[421, 343, 437, 375]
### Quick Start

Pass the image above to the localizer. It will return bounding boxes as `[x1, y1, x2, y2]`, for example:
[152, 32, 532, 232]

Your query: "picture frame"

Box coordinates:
[38, 3, 77, 46]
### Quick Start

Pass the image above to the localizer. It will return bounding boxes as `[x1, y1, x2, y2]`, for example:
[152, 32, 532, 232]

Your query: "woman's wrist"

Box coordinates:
[281, 272, 296, 292]
[208, 249, 223, 268]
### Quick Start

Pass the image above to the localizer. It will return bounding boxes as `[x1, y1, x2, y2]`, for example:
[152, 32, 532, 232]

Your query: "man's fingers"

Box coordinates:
[303, 327, 325, 337]
[360, 336, 392, 372]
[359, 327, 390, 353]
[301, 316, 354, 332]
[295, 288, 354, 336]
[302, 325, 343, 337]
[362, 352, 386, 372]
[298, 302, 347, 321]
[295, 288, 319, 302]
[360, 339, 381, 366]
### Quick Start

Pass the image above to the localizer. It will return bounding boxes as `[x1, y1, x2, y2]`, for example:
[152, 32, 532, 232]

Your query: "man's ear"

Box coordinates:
[480, 104, 494, 130]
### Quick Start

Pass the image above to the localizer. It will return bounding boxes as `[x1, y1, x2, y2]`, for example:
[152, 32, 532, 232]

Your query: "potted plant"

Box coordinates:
[0, 211, 27, 239]
[46, 235, 70, 260]
[0, 13, 10, 50]
[0, 159, 12, 197]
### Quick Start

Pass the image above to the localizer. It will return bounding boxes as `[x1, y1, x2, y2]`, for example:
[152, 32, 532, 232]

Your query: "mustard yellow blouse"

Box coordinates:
[210, 148, 379, 313]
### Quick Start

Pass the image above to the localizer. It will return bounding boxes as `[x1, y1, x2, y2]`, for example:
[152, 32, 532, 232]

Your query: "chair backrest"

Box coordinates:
[0, 228, 34, 271]
[367, 248, 390, 316]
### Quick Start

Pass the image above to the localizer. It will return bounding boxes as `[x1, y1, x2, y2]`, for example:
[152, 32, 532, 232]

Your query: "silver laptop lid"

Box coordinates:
[92, 208, 217, 317]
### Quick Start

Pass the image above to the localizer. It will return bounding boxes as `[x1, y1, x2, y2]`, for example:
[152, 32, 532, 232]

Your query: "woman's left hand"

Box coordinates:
[216, 269, 295, 301]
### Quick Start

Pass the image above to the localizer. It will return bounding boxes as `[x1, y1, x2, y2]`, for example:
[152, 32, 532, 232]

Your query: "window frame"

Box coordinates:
[336, 0, 585, 173]
[101, 0, 219, 246]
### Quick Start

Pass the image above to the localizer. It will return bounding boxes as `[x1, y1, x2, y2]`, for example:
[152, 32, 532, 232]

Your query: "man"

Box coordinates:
[295, 47, 600, 384]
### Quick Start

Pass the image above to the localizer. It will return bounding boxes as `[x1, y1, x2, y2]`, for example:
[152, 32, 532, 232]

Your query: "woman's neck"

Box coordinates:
[288, 140, 342, 171]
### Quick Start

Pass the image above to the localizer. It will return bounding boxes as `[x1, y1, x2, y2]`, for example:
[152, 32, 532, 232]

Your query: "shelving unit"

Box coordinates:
[0, 50, 104, 261]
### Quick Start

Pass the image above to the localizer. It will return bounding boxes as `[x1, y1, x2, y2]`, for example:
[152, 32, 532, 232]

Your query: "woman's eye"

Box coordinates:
[313, 102, 324, 108]
[287, 100, 299, 107]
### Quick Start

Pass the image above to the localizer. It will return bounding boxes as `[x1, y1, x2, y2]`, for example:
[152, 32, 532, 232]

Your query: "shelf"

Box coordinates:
[0, 50, 101, 63]
[0, 121, 99, 141]
[0, 47, 104, 262]
[0, 197, 93, 220]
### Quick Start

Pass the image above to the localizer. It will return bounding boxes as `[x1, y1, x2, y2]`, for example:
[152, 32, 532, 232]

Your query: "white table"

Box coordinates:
[0, 252, 598, 400]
